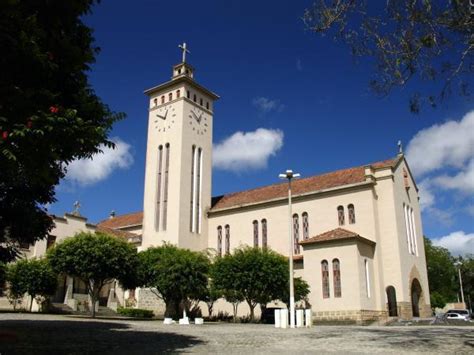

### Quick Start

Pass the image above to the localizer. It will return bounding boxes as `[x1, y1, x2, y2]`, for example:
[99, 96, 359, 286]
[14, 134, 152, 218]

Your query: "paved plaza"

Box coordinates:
[0, 313, 473, 354]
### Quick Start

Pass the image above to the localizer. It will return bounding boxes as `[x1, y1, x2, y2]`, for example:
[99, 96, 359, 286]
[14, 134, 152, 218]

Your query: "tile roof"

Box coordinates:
[299, 228, 375, 246]
[211, 157, 399, 211]
[97, 211, 143, 229]
[96, 226, 142, 244]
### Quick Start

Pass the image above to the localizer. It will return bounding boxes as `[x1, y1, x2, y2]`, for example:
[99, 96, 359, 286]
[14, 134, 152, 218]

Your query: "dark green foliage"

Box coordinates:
[117, 307, 154, 319]
[137, 244, 210, 318]
[0, 0, 123, 262]
[280, 276, 311, 309]
[424, 237, 457, 308]
[212, 247, 288, 321]
[47, 232, 138, 317]
[456, 254, 474, 312]
[303, 1, 473, 113]
[0, 262, 5, 290]
[6, 258, 57, 311]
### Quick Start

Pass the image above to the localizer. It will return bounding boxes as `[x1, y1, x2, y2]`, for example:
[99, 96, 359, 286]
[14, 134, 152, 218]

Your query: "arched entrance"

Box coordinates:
[386, 286, 398, 316]
[411, 278, 422, 317]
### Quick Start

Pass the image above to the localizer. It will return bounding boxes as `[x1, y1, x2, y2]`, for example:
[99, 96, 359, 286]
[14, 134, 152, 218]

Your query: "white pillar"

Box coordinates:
[280, 309, 288, 329]
[274, 309, 281, 328]
[296, 309, 304, 327]
[305, 309, 313, 328]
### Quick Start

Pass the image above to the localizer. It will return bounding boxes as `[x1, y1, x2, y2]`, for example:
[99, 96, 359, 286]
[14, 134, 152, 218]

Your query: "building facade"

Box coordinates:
[96, 48, 432, 322]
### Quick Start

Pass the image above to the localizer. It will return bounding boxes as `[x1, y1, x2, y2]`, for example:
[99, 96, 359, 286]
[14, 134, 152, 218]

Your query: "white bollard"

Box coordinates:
[296, 309, 304, 328]
[280, 309, 288, 329]
[194, 317, 204, 325]
[305, 309, 313, 328]
[163, 318, 173, 325]
[274, 309, 281, 328]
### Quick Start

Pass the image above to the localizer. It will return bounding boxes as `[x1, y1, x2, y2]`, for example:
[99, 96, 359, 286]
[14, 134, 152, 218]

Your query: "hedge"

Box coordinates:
[117, 307, 154, 318]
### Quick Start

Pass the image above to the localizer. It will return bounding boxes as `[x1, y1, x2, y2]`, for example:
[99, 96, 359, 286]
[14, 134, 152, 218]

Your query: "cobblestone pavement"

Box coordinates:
[0, 313, 473, 354]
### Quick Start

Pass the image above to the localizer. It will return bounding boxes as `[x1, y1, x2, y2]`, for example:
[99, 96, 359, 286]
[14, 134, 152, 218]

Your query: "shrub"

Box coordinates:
[117, 307, 154, 319]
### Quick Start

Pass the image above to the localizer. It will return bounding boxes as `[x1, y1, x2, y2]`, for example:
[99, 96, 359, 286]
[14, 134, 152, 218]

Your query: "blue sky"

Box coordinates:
[50, 1, 473, 255]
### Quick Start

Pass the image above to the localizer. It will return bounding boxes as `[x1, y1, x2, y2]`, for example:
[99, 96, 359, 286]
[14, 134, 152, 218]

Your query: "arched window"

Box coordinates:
[302, 212, 309, 240]
[348, 204, 355, 224]
[168, 93, 172, 102]
[176, 89, 181, 98]
[153, 98, 158, 106]
[337, 206, 345, 226]
[161, 95, 165, 104]
[333, 259, 341, 298]
[261, 219, 267, 248]
[193, 94, 197, 102]
[162, 143, 170, 230]
[225, 225, 230, 254]
[292, 214, 300, 254]
[187, 90, 190, 99]
[253, 220, 259, 247]
[217, 226, 222, 257]
[321, 260, 330, 298]
[386, 286, 398, 316]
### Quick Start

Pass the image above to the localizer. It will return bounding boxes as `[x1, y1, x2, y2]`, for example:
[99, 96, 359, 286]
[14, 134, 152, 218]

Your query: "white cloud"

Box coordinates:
[406, 110, 474, 177]
[432, 231, 474, 257]
[433, 158, 474, 194]
[213, 128, 284, 172]
[418, 179, 435, 211]
[252, 97, 284, 114]
[65, 138, 134, 186]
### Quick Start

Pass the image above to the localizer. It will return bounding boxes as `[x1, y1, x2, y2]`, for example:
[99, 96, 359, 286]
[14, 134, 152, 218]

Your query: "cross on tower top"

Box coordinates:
[178, 42, 190, 63]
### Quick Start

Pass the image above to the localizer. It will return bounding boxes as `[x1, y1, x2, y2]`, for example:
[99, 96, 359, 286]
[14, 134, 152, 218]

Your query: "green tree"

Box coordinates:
[424, 236, 457, 308]
[280, 276, 311, 309]
[0, 0, 123, 263]
[0, 262, 5, 291]
[303, 1, 473, 113]
[213, 247, 288, 321]
[137, 244, 210, 318]
[6, 258, 57, 311]
[456, 254, 474, 311]
[47, 232, 138, 317]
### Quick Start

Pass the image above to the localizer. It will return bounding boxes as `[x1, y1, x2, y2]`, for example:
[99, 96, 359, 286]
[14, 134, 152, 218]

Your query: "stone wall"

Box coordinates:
[135, 288, 166, 316]
[313, 309, 388, 324]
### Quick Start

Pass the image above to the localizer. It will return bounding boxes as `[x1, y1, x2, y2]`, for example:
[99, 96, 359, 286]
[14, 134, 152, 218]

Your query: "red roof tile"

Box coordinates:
[97, 211, 143, 229]
[299, 228, 375, 246]
[211, 157, 398, 210]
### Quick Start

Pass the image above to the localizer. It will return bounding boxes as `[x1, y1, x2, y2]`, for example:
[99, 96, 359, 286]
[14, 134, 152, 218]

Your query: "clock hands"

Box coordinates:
[156, 109, 168, 120]
[191, 110, 201, 124]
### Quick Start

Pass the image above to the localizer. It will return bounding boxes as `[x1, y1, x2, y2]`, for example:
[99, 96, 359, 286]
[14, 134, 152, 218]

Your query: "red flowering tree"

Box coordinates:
[0, 0, 124, 262]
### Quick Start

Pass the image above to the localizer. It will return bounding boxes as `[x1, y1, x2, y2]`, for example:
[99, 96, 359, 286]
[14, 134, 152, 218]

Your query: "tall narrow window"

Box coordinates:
[302, 212, 309, 240]
[153, 98, 158, 106]
[187, 90, 190, 99]
[168, 93, 172, 102]
[196, 148, 203, 233]
[193, 94, 196, 102]
[348, 204, 355, 224]
[404, 204, 412, 254]
[206, 102, 209, 110]
[46, 235, 56, 250]
[189, 145, 196, 232]
[322, 260, 330, 298]
[333, 259, 341, 298]
[261, 219, 267, 248]
[156, 145, 163, 231]
[161, 95, 165, 104]
[225, 225, 230, 254]
[217, 226, 222, 257]
[292, 213, 300, 254]
[176, 89, 181, 98]
[365, 259, 371, 298]
[410, 208, 418, 256]
[200, 98, 203, 106]
[253, 220, 259, 247]
[162, 143, 170, 231]
[337, 206, 345, 226]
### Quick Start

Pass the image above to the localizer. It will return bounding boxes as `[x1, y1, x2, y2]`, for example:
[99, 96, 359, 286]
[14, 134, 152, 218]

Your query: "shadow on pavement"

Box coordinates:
[0, 319, 204, 354]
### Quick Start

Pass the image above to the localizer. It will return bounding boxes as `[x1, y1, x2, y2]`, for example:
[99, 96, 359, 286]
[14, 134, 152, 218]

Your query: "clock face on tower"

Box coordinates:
[188, 107, 208, 135]
[154, 103, 177, 132]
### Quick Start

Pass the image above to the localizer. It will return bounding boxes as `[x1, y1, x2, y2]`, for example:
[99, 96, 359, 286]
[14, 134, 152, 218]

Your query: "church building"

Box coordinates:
[97, 45, 431, 322]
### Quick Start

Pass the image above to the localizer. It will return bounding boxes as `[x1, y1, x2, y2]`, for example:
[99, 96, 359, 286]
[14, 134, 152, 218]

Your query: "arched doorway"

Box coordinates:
[386, 286, 398, 316]
[411, 278, 422, 317]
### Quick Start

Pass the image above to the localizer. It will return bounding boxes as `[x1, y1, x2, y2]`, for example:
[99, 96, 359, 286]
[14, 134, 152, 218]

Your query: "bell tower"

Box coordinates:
[141, 43, 219, 251]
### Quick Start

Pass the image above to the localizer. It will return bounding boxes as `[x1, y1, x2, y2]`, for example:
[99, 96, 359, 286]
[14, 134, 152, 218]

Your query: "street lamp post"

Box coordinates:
[279, 169, 300, 329]
[454, 261, 465, 306]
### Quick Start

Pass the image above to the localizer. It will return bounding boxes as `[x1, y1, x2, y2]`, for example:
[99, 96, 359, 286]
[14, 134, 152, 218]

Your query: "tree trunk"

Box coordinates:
[249, 303, 255, 321]
[207, 301, 214, 318]
[29, 295, 33, 312]
[260, 303, 267, 322]
[232, 302, 239, 322]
